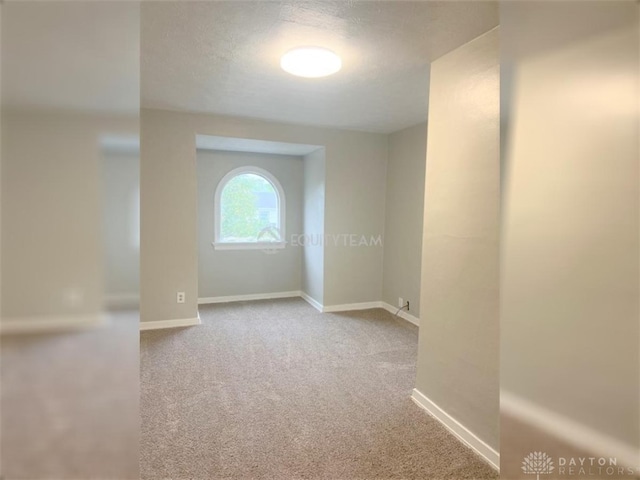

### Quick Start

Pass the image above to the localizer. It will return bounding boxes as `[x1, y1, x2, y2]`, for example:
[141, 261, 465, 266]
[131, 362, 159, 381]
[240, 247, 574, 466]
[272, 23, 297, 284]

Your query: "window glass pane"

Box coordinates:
[220, 173, 279, 242]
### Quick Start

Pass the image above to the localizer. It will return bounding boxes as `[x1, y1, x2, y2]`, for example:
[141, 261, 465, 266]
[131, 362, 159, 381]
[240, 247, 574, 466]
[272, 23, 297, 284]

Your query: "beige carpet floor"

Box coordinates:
[141, 298, 498, 480]
[1, 312, 140, 479]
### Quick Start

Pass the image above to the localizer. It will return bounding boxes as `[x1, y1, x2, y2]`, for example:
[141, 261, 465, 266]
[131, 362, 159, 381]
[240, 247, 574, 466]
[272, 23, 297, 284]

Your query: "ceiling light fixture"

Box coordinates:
[280, 47, 342, 78]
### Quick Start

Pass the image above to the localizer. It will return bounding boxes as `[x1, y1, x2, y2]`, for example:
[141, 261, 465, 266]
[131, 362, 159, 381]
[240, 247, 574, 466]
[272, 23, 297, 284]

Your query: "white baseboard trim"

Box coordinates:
[412, 388, 500, 471]
[501, 390, 639, 469]
[322, 301, 382, 313]
[380, 302, 420, 327]
[198, 292, 420, 328]
[140, 313, 201, 331]
[1, 313, 108, 335]
[198, 291, 301, 305]
[300, 292, 323, 312]
[105, 293, 139, 309]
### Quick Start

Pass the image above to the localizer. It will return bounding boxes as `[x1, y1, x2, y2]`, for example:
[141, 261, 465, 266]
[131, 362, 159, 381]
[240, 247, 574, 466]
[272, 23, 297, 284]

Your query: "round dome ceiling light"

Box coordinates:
[280, 47, 342, 78]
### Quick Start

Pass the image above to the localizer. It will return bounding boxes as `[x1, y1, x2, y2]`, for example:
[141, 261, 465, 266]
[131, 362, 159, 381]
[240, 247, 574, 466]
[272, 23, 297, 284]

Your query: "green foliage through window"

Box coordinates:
[219, 173, 279, 242]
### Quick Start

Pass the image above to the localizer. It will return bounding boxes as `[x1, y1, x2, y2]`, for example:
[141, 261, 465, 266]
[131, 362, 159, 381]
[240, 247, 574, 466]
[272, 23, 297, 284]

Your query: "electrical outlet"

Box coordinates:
[398, 297, 404, 308]
[177, 292, 185, 304]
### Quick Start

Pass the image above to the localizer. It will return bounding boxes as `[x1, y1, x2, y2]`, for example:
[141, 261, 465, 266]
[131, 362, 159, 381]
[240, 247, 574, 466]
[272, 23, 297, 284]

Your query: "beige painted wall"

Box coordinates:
[302, 148, 326, 304]
[197, 150, 303, 297]
[140, 109, 387, 322]
[501, 21, 639, 451]
[2, 111, 137, 321]
[382, 122, 427, 316]
[140, 110, 197, 322]
[415, 28, 500, 449]
[102, 150, 140, 300]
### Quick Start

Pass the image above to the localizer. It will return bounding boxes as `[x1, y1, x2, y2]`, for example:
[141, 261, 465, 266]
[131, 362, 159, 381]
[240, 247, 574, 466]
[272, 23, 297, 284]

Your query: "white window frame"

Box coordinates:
[213, 166, 286, 250]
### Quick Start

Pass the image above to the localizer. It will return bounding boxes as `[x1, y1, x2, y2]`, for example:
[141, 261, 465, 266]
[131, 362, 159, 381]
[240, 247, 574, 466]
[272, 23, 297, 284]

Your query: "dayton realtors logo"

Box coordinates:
[522, 452, 555, 480]
[522, 452, 639, 478]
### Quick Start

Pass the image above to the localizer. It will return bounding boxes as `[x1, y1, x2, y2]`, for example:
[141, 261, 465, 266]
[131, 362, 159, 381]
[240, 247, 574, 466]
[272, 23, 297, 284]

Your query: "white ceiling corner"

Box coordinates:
[196, 135, 321, 157]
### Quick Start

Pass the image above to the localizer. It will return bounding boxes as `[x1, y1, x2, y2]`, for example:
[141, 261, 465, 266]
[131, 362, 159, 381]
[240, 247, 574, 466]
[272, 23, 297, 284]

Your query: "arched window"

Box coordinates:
[213, 166, 286, 250]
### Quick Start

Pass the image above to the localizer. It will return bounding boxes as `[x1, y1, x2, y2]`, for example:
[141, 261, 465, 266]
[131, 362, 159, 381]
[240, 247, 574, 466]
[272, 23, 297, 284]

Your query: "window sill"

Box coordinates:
[212, 242, 286, 251]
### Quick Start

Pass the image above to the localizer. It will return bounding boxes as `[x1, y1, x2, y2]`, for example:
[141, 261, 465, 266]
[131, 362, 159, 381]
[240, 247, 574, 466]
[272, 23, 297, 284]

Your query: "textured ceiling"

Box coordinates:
[142, 1, 499, 133]
[2, 2, 139, 113]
